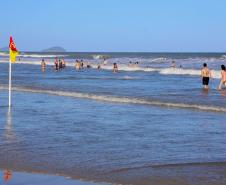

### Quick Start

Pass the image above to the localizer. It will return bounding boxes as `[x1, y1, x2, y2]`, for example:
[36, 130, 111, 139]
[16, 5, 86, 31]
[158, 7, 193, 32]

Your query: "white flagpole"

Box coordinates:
[9, 57, 12, 107]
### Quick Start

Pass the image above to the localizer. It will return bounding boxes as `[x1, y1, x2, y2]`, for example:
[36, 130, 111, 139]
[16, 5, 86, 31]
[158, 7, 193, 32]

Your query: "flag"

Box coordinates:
[9, 36, 18, 63]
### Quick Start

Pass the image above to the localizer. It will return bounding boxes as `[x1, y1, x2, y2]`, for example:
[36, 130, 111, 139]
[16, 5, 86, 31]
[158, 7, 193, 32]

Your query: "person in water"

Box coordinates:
[97, 63, 101, 70]
[218, 65, 226, 90]
[103, 58, 108, 65]
[75, 60, 81, 70]
[171, 61, 176, 68]
[54, 58, 59, 70]
[59, 59, 63, 69]
[201, 63, 211, 89]
[41, 59, 46, 71]
[62, 58, 66, 68]
[113, 63, 118, 73]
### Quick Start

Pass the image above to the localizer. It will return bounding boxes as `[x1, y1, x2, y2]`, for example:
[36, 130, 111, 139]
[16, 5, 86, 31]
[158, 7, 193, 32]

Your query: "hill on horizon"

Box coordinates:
[0, 47, 9, 52]
[41, 46, 66, 52]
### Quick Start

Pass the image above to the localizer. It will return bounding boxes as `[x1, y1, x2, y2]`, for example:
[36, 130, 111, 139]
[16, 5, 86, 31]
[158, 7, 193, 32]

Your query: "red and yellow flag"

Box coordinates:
[9, 36, 18, 63]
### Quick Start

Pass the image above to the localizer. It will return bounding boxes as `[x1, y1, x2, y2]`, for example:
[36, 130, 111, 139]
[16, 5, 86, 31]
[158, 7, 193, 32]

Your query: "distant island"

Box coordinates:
[0, 47, 9, 52]
[41, 47, 66, 52]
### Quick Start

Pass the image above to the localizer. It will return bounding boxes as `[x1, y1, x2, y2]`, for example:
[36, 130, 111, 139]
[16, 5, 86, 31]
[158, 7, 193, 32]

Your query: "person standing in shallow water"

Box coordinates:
[201, 63, 211, 89]
[54, 58, 59, 71]
[113, 63, 118, 73]
[171, 61, 176, 68]
[218, 65, 226, 90]
[41, 59, 46, 72]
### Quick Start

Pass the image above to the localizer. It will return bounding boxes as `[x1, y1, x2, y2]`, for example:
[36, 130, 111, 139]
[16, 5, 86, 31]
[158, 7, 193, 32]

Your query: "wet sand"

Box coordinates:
[1, 163, 226, 185]
[96, 162, 226, 185]
[0, 170, 108, 185]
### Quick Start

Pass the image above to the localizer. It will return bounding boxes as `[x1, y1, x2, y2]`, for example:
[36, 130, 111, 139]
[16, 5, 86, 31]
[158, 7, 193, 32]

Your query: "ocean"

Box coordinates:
[0, 52, 226, 185]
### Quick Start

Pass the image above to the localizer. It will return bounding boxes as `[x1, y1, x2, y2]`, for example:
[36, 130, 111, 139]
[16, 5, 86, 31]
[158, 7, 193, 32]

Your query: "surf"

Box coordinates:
[0, 86, 226, 113]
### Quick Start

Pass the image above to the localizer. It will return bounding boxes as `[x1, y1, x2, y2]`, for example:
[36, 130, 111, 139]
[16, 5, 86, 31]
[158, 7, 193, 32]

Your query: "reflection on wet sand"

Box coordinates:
[3, 170, 12, 182]
[4, 108, 15, 142]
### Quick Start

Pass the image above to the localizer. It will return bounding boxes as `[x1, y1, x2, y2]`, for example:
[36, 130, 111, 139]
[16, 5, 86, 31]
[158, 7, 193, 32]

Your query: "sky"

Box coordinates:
[0, 0, 226, 52]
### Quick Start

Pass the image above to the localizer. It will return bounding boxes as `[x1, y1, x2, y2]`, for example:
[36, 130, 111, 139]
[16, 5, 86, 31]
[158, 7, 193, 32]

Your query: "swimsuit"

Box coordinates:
[222, 70, 226, 82]
[202, 77, 209, 85]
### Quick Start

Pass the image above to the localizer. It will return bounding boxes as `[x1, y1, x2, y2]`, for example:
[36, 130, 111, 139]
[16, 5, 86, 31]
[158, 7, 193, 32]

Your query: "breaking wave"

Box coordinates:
[0, 53, 68, 58]
[0, 86, 226, 112]
[0, 59, 223, 78]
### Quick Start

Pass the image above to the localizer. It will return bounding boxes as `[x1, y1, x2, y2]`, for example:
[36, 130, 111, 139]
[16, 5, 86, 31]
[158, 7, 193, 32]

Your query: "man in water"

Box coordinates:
[201, 63, 211, 89]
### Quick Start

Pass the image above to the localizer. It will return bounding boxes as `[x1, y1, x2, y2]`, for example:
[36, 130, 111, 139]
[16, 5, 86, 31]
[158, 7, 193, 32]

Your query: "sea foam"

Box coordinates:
[0, 86, 225, 112]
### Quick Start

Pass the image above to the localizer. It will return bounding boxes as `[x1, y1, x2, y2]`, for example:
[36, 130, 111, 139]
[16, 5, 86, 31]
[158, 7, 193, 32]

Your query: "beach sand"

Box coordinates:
[0, 170, 108, 185]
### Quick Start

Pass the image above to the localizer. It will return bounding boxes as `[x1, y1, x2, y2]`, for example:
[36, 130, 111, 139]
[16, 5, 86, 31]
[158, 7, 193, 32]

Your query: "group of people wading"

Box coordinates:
[201, 63, 226, 90]
[41, 58, 226, 90]
[41, 58, 119, 73]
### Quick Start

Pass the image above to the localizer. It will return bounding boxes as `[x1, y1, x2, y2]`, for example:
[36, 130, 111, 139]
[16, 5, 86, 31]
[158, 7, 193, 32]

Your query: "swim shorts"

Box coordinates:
[202, 77, 209, 85]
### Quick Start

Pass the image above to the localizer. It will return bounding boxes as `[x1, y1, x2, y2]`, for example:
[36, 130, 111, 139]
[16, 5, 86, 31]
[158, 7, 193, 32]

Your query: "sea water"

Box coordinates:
[0, 52, 226, 184]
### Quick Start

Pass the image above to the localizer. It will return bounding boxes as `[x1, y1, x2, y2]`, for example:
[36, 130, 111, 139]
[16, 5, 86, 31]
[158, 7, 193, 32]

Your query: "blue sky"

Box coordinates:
[0, 0, 226, 52]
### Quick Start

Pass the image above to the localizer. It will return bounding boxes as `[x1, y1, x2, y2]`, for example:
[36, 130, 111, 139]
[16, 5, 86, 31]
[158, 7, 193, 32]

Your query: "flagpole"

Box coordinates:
[9, 58, 12, 108]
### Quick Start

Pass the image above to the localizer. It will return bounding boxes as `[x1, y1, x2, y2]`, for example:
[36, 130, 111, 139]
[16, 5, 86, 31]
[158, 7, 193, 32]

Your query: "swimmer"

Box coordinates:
[54, 58, 58, 71]
[113, 63, 118, 73]
[201, 63, 211, 89]
[87, 61, 91, 68]
[41, 59, 46, 71]
[62, 58, 66, 68]
[218, 65, 226, 90]
[59, 59, 63, 69]
[97, 64, 101, 70]
[103, 58, 108, 65]
[75, 60, 80, 70]
[171, 61, 176, 68]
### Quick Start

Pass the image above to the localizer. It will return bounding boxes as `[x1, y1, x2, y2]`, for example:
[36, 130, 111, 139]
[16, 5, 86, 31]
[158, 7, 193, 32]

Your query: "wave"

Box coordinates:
[0, 53, 68, 58]
[0, 52, 9, 56]
[18, 54, 68, 58]
[0, 59, 222, 78]
[92, 55, 108, 60]
[0, 86, 226, 112]
[159, 68, 221, 79]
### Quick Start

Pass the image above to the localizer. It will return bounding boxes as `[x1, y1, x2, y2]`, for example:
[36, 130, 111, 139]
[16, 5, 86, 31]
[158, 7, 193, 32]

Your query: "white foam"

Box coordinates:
[0, 53, 9, 56]
[92, 55, 107, 59]
[18, 54, 68, 58]
[159, 68, 221, 79]
[0, 59, 222, 79]
[0, 53, 67, 58]
[1, 86, 225, 112]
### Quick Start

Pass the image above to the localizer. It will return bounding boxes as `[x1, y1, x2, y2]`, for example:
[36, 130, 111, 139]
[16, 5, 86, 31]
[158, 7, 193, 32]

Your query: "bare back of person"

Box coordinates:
[201, 67, 211, 77]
